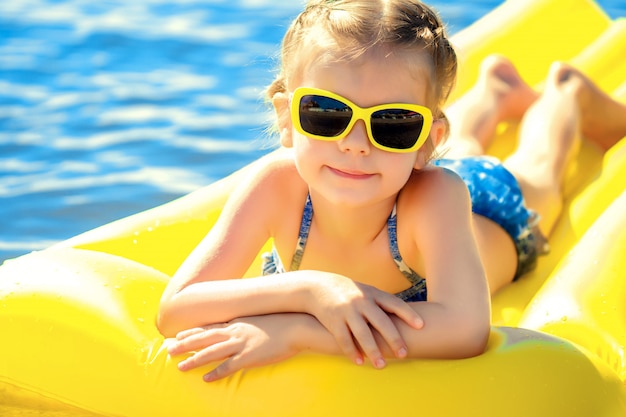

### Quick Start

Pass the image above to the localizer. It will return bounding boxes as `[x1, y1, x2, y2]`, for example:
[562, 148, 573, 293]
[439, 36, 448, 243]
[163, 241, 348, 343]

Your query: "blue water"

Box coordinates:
[1, 0, 624, 265]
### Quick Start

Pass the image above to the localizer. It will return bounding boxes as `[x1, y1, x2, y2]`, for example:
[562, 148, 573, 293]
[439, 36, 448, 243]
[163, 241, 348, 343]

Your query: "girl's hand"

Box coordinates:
[306, 273, 424, 369]
[167, 314, 299, 382]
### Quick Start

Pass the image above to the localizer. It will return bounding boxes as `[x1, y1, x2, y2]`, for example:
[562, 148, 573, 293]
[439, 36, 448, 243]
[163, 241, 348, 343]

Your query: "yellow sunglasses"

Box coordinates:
[290, 87, 433, 153]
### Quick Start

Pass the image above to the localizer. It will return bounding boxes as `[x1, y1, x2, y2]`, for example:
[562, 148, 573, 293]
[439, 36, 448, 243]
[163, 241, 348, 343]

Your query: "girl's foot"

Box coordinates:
[475, 55, 539, 121]
[444, 55, 538, 156]
[551, 62, 626, 150]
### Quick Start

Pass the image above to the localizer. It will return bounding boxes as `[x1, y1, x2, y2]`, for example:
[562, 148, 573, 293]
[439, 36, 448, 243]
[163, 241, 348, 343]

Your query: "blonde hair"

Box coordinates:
[267, 0, 457, 151]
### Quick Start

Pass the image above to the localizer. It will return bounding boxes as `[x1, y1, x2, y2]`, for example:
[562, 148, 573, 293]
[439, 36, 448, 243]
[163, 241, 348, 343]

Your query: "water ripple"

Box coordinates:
[1, 0, 623, 265]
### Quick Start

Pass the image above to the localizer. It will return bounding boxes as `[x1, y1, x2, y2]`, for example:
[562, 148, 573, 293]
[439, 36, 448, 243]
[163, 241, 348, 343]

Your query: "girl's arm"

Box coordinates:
[399, 167, 492, 357]
[157, 155, 303, 335]
[168, 295, 487, 383]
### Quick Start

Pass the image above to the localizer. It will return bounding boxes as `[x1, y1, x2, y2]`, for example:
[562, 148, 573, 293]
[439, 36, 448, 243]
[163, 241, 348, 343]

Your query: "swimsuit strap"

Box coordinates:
[288, 193, 427, 301]
[289, 193, 313, 271]
[290, 195, 423, 280]
[387, 205, 427, 286]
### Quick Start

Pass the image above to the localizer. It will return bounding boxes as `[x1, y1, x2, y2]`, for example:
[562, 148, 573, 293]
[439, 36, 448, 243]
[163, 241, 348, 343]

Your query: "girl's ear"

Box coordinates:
[272, 92, 293, 147]
[428, 119, 447, 149]
[414, 119, 447, 169]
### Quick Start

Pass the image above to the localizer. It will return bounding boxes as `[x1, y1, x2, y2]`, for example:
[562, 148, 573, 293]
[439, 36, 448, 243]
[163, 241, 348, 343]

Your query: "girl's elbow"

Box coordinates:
[156, 294, 182, 338]
[462, 324, 490, 358]
[455, 315, 490, 358]
[156, 307, 177, 338]
[156, 284, 194, 338]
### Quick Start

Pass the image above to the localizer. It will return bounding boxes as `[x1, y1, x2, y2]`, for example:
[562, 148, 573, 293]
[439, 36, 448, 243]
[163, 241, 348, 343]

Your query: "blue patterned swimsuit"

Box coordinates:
[262, 156, 548, 302]
[433, 156, 549, 279]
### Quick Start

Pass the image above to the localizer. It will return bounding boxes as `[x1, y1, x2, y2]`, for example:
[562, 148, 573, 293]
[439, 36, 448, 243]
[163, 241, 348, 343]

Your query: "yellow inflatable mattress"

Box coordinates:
[1, 0, 626, 415]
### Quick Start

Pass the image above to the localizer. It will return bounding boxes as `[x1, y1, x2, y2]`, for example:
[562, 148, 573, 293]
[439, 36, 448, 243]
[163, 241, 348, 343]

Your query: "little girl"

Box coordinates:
[158, 0, 626, 382]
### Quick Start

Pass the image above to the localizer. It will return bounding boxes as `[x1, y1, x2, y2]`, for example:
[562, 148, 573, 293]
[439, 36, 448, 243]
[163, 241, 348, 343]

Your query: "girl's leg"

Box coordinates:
[574, 73, 626, 150]
[503, 62, 626, 236]
[442, 55, 538, 158]
[473, 63, 580, 293]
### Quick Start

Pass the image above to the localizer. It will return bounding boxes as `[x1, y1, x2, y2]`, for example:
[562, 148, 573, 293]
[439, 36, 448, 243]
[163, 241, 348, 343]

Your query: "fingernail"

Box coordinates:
[203, 373, 216, 383]
[355, 356, 364, 366]
[375, 358, 386, 369]
[397, 347, 407, 358]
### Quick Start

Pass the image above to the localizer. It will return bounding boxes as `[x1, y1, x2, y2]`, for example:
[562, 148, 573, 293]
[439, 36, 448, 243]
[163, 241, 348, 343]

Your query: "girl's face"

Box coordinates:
[277, 51, 441, 209]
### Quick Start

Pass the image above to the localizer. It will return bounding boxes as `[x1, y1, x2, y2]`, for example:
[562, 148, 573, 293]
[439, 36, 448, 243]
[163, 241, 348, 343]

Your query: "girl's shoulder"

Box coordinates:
[401, 163, 469, 205]
[227, 150, 308, 223]
[397, 163, 473, 233]
[397, 163, 474, 258]
[212, 150, 307, 250]
[242, 149, 306, 197]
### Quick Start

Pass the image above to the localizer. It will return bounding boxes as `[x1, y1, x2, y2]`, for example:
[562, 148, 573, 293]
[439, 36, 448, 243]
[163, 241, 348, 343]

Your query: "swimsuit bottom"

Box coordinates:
[433, 156, 549, 279]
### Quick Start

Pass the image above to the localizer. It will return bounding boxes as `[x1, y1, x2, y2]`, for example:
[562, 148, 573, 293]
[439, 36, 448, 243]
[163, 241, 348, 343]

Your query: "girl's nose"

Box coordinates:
[337, 119, 371, 155]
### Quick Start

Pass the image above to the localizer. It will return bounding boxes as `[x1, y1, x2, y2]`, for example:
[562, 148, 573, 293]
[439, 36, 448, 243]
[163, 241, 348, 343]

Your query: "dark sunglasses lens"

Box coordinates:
[299, 95, 352, 137]
[371, 109, 424, 149]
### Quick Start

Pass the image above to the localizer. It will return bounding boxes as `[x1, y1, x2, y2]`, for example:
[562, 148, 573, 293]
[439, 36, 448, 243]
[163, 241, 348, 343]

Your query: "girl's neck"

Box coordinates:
[307, 190, 397, 245]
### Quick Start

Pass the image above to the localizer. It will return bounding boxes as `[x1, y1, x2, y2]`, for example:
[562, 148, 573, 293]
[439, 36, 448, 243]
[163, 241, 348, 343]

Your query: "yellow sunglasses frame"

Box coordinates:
[290, 87, 433, 153]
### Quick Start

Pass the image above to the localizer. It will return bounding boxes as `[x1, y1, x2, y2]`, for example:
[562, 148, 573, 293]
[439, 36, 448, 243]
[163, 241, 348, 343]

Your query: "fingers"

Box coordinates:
[346, 317, 386, 368]
[377, 295, 424, 330]
[203, 357, 241, 382]
[176, 341, 246, 383]
[343, 291, 422, 366]
[167, 325, 227, 356]
[357, 307, 407, 361]
[328, 307, 399, 368]
[175, 323, 228, 340]
[169, 327, 243, 381]
[330, 322, 365, 366]
[168, 319, 290, 383]
[177, 339, 232, 372]
[175, 327, 209, 340]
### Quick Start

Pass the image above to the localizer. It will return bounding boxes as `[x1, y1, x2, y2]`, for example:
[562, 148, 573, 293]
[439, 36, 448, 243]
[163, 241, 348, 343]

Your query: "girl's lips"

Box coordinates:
[327, 166, 375, 180]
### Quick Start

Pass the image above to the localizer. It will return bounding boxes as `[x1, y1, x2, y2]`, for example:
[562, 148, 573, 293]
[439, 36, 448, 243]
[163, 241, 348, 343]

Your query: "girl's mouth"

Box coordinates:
[327, 166, 375, 180]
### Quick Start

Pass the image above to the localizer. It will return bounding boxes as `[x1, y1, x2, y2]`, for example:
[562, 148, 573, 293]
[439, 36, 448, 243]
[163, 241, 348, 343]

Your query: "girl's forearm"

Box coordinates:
[287, 302, 488, 364]
[296, 303, 489, 362]
[381, 301, 490, 359]
[158, 272, 318, 337]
